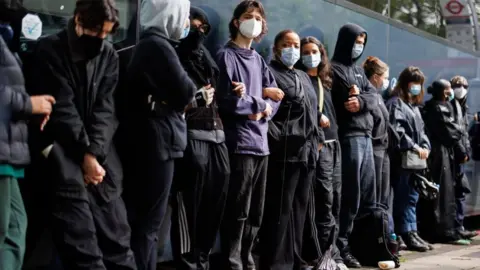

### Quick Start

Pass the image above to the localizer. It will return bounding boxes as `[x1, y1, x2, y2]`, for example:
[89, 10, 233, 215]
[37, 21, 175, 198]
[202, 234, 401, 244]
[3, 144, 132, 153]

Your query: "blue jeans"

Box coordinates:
[392, 170, 418, 234]
[337, 136, 376, 253]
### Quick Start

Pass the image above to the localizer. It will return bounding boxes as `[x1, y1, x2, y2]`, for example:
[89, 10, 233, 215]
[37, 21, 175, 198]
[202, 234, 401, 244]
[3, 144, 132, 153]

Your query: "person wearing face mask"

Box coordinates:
[122, 0, 197, 269]
[169, 6, 230, 270]
[28, 0, 137, 269]
[386, 67, 431, 252]
[422, 79, 470, 245]
[258, 29, 322, 270]
[449, 76, 477, 240]
[297, 36, 346, 270]
[0, 1, 56, 269]
[330, 23, 378, 268]
[215, 1, 281, 269]
[362, 57, 394, 226]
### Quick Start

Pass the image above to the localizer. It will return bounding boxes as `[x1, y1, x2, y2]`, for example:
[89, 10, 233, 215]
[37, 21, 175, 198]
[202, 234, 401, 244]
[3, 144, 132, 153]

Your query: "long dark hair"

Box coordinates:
[393, 66, 426, 105]
[300, 36, 332, 89]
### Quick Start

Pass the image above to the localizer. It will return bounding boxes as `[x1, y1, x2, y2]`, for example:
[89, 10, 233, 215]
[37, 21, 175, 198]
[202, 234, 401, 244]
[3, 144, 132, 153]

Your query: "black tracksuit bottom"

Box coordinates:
[170, 140, 230, 270]
[46, 144, 136, 270]
[259, 159, 315, 270]
[373, 148, 391, 208]
[220, 154, 268, 270]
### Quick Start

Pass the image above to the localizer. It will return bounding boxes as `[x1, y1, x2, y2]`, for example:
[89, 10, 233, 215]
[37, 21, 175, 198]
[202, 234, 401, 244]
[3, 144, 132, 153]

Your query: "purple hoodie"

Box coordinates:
[216, 42, 279, 156]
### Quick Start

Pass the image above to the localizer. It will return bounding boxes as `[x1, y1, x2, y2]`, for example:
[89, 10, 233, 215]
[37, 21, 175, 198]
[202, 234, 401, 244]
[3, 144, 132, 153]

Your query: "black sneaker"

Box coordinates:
[412, 231, 434, 250]
[402, 232, 428, 252]
[342, 252, 361, 268]
[397, 235, 407, 251]
[458, 230, 478, 240]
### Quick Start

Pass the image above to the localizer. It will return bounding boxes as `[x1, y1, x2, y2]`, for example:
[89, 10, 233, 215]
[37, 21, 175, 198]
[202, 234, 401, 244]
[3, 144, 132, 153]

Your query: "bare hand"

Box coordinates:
[344, 97, 360, 113]
[318, 143, 323, 151]
[248, 113, 263, 121]
[82, 153, 106, 185]
[463, 155, 469, 163]
[31, 95, 55, 115]
[417, 148, 429, 160]
[349, 85, 360, 96]
[40, 115, 50, 131]
[320, 115, 330, 128]
[232, 82, 245, 97]
[263, 87, 284, 102]
[264, 102, 273, 117]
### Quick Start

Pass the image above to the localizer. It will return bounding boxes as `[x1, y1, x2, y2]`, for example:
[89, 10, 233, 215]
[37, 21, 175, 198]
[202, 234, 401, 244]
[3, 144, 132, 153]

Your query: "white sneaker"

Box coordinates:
[337, 262, 349, 270]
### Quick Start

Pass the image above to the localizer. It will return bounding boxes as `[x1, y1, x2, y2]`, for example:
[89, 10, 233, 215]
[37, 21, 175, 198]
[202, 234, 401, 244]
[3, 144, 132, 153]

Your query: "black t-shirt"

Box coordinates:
[310, 75, 338, 141]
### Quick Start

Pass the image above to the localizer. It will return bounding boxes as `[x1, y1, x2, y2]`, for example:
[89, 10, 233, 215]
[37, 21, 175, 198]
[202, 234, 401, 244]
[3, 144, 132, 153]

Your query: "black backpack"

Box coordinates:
[350, 207, 400, 268]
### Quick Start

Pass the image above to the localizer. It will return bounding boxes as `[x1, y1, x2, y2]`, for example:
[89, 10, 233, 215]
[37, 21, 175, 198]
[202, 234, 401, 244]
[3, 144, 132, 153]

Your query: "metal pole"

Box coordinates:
[467, 0, 480, 51]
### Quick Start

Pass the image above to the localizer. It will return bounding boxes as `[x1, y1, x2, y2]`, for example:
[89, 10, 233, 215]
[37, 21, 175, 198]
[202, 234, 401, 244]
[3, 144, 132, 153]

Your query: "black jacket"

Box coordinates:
[372, 94, 389, 150]
[31, 22, 119, 164]
[268, 60, 323, 163]
[309, 76, 338, 141]
[126, 29, 197, 161]
[451, 98, 470, 161]
[331, 24, 377, 138]
[386, 96, 430, 152]
[0, 36, 32, 166]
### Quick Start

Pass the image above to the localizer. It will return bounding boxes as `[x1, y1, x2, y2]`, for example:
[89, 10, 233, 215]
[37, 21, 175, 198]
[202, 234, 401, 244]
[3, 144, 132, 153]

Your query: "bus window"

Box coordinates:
[22, 0, 137, 46]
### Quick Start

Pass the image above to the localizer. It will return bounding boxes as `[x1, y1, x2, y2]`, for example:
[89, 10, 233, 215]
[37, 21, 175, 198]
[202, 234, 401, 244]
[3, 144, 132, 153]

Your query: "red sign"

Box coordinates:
[445, 0, 465, 15]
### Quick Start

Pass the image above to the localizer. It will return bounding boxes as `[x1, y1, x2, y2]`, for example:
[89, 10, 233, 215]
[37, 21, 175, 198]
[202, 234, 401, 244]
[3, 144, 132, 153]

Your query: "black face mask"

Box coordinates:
[181, 28, 206, 52]
[79, 34, 103, 59]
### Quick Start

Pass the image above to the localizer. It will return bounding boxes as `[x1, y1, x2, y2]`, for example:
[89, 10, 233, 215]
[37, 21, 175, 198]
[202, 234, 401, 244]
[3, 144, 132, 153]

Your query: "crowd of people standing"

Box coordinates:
[0, 0, 478, 270]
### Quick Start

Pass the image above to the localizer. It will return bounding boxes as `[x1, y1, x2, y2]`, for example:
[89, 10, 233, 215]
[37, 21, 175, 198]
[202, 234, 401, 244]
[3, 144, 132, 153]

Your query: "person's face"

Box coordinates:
[236, 7, 263, 28]
[355, 34, 366, 45]
[75, 16, 114, 39]
[301, 42, 320, 57]
[444, 84, 453, 100]
[373, 70, 389, 89]
[190, 18, 207, 33]
[275, 32, 300, 57]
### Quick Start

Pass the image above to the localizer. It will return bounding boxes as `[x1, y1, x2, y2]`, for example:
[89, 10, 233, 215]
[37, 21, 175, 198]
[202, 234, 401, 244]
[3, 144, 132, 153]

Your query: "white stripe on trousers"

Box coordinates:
[177, 192, 191, 254]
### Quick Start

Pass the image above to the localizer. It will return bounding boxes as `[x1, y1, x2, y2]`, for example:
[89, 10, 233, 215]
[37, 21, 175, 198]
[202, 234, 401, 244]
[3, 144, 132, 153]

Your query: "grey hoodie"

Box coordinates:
[140, 0, 190, 41]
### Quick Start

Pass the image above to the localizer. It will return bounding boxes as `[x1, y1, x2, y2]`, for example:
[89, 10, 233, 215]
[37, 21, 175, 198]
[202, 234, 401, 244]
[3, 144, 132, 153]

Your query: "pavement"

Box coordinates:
[359, 235, 480, 270]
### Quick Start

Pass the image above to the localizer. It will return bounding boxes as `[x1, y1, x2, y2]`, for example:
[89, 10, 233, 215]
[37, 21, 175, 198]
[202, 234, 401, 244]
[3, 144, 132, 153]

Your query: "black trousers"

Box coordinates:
[259, 160, 315, 270]
[314, 141, 342, 262]
[124, 158, 175, 270]
[171, 140, 230, 270]
[220, 154, 268, 270]
[373, 148, 391, 208]
[46, 144, 136, 270]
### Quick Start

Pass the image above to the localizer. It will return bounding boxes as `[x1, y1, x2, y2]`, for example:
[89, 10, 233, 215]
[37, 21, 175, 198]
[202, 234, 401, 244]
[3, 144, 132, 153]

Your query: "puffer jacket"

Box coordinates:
[0, 36, 32, 166]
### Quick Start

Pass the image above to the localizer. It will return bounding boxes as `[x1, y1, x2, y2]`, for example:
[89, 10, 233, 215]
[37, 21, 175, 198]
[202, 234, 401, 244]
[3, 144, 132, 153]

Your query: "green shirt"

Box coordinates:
[0, 164, 25, 179]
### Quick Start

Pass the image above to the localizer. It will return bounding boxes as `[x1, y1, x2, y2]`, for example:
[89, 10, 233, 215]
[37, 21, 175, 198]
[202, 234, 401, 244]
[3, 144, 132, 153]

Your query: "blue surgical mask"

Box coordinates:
[0, 23, 14, 44]
[447, 91, 455, 101]
[280, 47, 300, 67]
[352, 44, 364, 59]
[410, 84, 422, 96]
[180, 21, 190, 40]
[302, 53, 321, 69]
[381, 79, 389, 91]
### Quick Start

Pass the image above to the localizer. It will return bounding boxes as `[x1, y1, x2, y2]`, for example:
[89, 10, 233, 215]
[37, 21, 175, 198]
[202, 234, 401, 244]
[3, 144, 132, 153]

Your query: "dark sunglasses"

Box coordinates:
[453, 84, 469, 89]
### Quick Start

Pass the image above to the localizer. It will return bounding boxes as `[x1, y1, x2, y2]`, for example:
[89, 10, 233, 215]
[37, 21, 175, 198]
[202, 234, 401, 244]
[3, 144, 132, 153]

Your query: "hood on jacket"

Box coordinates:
[140, 0, 190, 40]
[332, 23, 367, 65]
[190, 6, 210, 35]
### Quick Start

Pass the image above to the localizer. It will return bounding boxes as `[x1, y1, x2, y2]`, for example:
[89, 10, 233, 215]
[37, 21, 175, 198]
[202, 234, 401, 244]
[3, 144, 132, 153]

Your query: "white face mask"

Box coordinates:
[454, 87, 467, 99]
[239, 18, 262, 39]
[381, 78, 389, 91]
[352, 44, 364, 59]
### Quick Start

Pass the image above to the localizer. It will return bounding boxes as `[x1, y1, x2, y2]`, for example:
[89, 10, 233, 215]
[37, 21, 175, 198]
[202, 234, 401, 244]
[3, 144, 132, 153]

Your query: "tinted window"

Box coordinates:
[22, 0, 137, 46]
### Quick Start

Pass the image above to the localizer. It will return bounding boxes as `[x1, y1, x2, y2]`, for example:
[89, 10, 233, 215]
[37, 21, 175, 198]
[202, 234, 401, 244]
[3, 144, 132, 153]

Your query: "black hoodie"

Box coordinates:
[331, 23, 377, 138]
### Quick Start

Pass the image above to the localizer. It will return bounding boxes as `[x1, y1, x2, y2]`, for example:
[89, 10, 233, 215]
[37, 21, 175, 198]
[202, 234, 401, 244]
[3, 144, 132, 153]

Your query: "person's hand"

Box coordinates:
[320, 115, 330, 128]
[475, 113, 479, 122]
[40, 115, 50, 131]
[263, 102, 273, 117]
[349, 85, 360, 96]
[248, 113, 263, 121]
[318, 143, 323, 151]
[463, 155, 469, 163]
[416, 148, 429, 160]
[192, 85, 214, 107]
[344, 97, 360, 113]
[232, 82, 245, 97]
[263, 87, 284, 102]
[82, 153, 105, 185]
[31, 95, 55, 115]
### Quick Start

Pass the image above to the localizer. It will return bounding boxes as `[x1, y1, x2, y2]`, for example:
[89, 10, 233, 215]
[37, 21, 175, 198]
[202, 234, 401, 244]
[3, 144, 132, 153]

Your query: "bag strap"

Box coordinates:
[317, 77, 324, 113]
